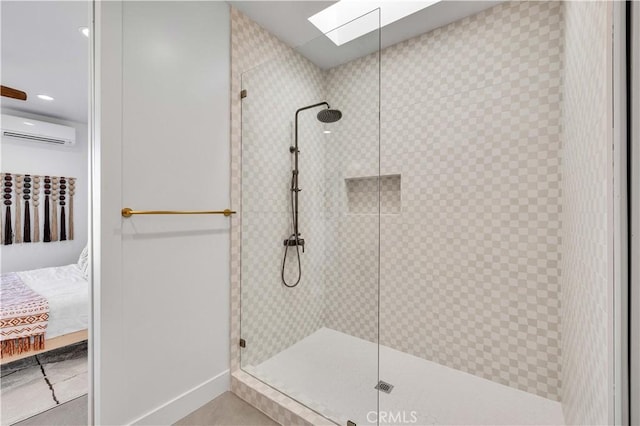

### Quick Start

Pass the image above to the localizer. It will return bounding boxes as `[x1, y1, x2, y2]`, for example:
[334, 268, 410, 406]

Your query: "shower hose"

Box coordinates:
[281, 171, 302, 287]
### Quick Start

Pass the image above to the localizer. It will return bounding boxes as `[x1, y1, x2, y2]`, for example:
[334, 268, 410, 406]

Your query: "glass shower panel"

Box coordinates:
[240, 10, 380, 425]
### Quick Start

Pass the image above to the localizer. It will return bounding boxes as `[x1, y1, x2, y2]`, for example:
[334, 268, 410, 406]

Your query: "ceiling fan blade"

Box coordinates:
[1, 85, 27, 101]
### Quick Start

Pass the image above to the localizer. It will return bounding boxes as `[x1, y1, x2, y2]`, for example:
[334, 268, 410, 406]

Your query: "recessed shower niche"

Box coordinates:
[345, 174, 401, 215]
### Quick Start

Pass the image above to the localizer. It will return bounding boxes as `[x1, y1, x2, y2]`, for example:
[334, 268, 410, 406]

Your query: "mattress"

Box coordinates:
[17, 264, 88, 339]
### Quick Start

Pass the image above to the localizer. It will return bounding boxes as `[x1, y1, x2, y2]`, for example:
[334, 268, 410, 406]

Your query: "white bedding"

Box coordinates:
[17, 264, 88, 339]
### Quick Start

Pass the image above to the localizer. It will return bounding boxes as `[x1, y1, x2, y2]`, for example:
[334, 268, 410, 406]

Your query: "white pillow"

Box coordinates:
[77, 246, 89, 279]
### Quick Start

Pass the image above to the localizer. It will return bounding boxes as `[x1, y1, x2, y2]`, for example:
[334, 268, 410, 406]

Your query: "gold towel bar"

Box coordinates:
[121, 208, 236, 218]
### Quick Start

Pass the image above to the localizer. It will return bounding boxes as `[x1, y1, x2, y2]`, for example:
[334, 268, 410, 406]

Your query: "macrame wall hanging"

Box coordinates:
[1, 173, 76, 245]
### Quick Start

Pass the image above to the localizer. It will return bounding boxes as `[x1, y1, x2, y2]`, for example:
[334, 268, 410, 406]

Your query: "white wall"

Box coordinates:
[0, 109, 88, 273]
[560, 2, 612, 424]
[95, 2, 230, 424]
[631, 4, 640, 424]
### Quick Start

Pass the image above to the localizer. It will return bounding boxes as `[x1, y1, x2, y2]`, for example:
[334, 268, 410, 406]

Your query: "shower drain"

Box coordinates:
[375, 380, 394, 394]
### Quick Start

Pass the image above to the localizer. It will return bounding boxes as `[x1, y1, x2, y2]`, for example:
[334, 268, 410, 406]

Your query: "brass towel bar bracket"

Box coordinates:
[121, 208, 236, 218]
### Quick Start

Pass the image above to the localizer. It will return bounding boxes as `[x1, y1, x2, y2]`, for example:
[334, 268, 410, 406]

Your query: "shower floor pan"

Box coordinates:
[244, 328, 564, 426]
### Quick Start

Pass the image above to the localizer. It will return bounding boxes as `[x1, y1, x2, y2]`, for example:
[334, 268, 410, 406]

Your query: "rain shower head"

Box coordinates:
[284, 100, 342, 288]
[317, 108, 342, 123]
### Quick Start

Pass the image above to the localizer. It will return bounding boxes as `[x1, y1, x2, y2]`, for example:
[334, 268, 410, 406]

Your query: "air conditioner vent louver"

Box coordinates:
[2, 131, 69, 145]
[1, 114, 76, 146]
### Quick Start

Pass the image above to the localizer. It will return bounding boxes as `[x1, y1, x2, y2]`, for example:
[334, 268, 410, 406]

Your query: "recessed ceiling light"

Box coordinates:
[23, 121, 34, 126]
[323, 130, 332, 134]
[309, 0, 441, 46]
[79, 27, 89, 37]
[37, 94, 54, 101]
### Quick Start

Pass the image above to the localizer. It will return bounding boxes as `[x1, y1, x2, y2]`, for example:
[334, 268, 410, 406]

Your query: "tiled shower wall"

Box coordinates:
[324, 1, 564, 401]
[229, 9, 332, 423]
[233, 8, 328, 367]
[230, 6, 290, 375]
[232, 1, 611, 418]
[323, 50, 381, 343]
[560, 1, 610, 424]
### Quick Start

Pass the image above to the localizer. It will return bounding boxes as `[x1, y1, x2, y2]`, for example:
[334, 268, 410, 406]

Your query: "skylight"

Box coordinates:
[308, 0, 441, 46]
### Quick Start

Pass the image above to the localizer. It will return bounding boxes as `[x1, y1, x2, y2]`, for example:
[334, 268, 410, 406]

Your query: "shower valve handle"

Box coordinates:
[284, 237, 305, 250]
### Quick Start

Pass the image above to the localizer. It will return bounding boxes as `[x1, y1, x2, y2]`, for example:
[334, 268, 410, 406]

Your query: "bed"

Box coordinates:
[0, 263, 89, 365]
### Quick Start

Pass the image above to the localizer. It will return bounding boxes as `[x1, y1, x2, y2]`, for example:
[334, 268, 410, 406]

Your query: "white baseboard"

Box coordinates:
[130, 369, 230, 425]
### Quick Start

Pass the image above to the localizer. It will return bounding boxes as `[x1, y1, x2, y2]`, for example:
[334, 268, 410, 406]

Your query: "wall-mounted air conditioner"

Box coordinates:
[1, 114, 76, 146]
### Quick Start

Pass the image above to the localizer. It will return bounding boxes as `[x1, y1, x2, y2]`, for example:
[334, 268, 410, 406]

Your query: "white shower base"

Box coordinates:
[245, 328, 564, 426]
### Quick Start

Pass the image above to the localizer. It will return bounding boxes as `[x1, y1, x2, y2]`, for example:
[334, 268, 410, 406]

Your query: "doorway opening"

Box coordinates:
[0, 1, 91, 424]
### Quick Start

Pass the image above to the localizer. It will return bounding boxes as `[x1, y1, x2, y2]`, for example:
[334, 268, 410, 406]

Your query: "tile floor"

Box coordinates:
[1, 341, 88, 425]
[8, 391, 278, 426]
[175, 392, 279, 426]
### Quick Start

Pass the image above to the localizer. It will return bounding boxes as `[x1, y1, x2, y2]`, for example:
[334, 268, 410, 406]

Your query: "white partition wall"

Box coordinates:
[631, 3, 640, 424]
[93, 2, 231, 424]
